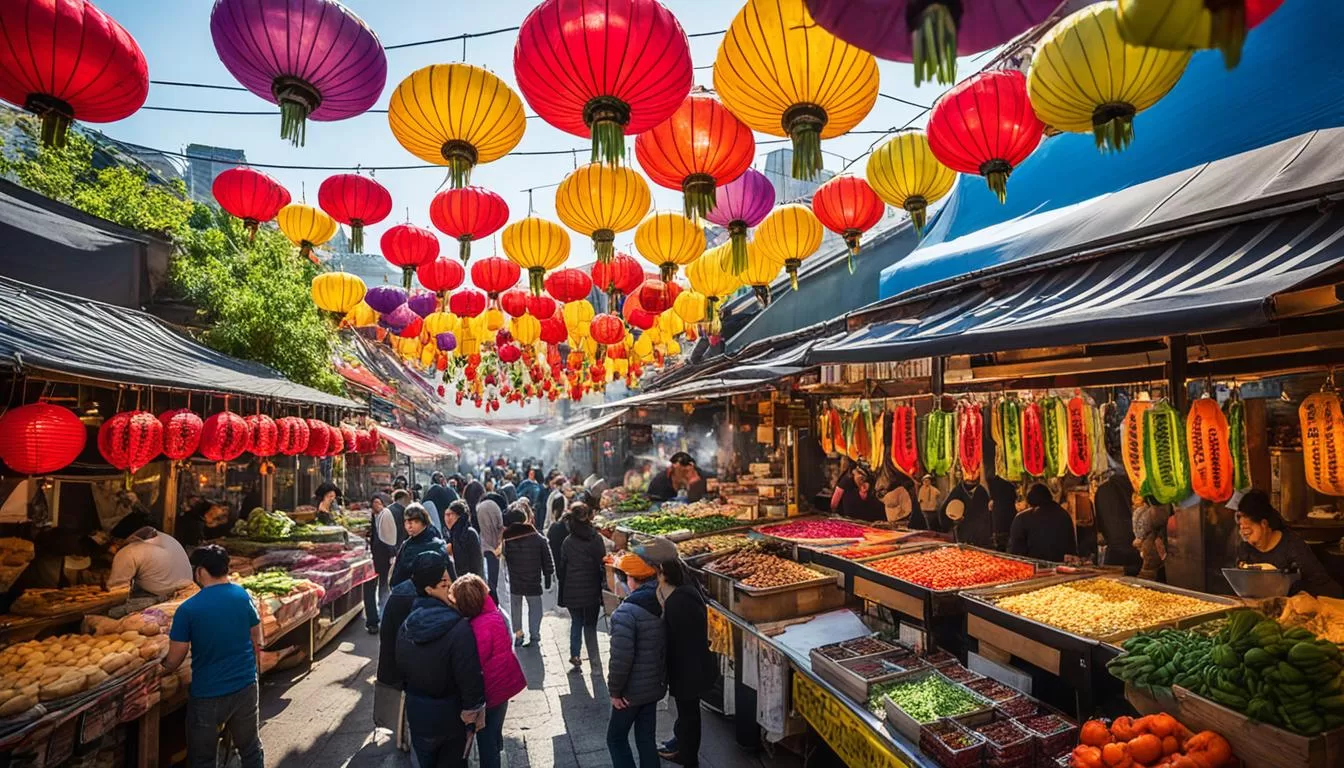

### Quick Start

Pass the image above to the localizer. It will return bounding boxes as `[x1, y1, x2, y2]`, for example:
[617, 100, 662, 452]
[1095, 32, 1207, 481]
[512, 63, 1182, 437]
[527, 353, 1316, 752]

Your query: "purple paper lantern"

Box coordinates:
[210, 0, 388, 146]
[704, 168, 774, 275]
[435, 332, 457, 353]
[406, 290, 439, 318]
[804, 0, 1058, 85]
[364, 285, 407, 314]
[381, 304, 417, 332]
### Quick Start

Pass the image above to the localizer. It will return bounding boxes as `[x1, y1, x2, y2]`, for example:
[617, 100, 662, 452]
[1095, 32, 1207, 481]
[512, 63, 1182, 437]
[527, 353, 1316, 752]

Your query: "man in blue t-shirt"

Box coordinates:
[162, 545, 264, 768]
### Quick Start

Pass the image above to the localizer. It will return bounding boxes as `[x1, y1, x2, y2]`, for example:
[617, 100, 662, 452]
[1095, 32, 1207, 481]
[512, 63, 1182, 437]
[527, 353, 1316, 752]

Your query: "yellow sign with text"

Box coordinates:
[792, 673, 912, 768]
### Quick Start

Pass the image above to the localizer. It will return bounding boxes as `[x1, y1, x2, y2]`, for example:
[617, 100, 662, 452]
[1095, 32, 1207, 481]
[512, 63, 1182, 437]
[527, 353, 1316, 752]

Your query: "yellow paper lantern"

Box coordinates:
[866, 130, 956, 235]
[311, 271, 366, 313]
[665, 339, 682, 357]
[422, 312, 458, 338]
[658, 310, 685, 339]
[689, 244, 743, 334]
[1117, 0, 1264, 68]
[399, 337, 423, 361]
[610, 357, 629, 377]
[634, 211, 706, 283]
[633, 333, 655, 360]
[740, 241, 783, 307]
[673, 290, 707, 326]
[563, 300, 595, 339]
[556, 163, 651, 264]
[483, 307, 505, 333]
[512, 315, 542, 346]
[387, 64, 526, 187]
[1029, 3, 1192, 153]
[753, 204, 823, 291]
[714, 0, 879, 180]
[580, 337, 598, 358]
[419, 343, 437, 368]
[277, 204, 338, 263]
[503, 216, 570, 295]
[342, 301, 378, 328]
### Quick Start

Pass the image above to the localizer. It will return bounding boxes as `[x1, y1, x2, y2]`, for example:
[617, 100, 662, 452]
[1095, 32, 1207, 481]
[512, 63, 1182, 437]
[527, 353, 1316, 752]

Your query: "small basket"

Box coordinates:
[924, 648, 960, 667]
[995, 696, 1045, 720]
[1015, 713, 1078, 767]
[971, 719, 1034, 768]
[964, 677, 1024, 704]
[919, 719, 987, 768]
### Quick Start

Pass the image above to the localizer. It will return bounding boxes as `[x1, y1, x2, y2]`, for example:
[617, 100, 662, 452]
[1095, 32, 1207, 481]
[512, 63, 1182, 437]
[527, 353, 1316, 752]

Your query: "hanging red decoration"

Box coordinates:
[381, 224, 441, 290]
[326, 426, 345, 456]
[513, 0, 694, 165]
[97, 411, 162, 473]
[275, 416, 310, 456]
[545, 268, 594, 304]
[417, 257, 466, 302]
[635, 92, 755, 219]
[0, 0, 149, 148]
[500, 290, 529, 318]
[589, 313, 626, 346]
[889, 405, 920, 476]
[200, 411, 249, 463]
[245, 414, 279, 458]
[429, 186, 509, 264]
[526, 294, 558, 320]
[636, 279, 679, 314]
[1020, 401, 1046, 477]
[540, 314, 569, 345]
[340, 425, 360, 454]
[498, 344, 522, 364]
[590, 252, 645, 308]
[0, 403, 86, 475]
[396, 316, 423, 339]
[957, 402, 984, 479]
[304, 420, 332, 457]
[927, 70, 1044, 204]
[159, 409, 203, 461]
[622, 292, 658, 331]
[212, 168, 291, 241]
[448, 289, 487, 319]
[811, 175, 885, 273]
[318, 174, 393, 253]
[470, 257, 522, 299]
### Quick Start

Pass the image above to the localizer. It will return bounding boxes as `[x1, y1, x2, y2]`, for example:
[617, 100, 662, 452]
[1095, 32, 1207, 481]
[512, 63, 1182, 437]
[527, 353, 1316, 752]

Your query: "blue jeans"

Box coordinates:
[569, 606, 600, 660]
[405, 692, 467, 768]
[477, 702, 508, 768]
[607, 701, 658, 768]
[187, 683, 263, 768]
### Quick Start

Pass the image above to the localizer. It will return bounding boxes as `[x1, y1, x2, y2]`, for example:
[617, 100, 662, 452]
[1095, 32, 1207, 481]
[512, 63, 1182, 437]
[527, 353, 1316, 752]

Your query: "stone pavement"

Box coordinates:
[257, 584, 801, 768]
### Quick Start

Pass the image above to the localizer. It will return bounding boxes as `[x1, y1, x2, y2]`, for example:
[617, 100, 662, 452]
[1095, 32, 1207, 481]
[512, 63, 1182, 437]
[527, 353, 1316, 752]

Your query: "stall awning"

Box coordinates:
[543, 408, 629, 442]
[379, 425, 460, 459]
[0, 276, 362, 409]
[814, 206, 1344, 363]
[592, 377, 774, 410]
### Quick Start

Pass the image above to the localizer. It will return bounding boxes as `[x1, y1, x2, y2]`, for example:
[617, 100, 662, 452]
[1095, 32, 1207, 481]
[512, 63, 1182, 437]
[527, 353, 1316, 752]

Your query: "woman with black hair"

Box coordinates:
[314, 482, 340, 525]
[1234, 490, 1342, 597]
[830, 465, 884, 522]
[390, 505, 447, 588]
[651, 549, 715, 768]
[1008, 484, 1077, 562]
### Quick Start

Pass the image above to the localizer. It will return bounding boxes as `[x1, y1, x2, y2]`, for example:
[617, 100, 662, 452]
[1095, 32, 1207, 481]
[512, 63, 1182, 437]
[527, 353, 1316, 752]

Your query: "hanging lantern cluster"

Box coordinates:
[866, 130, 956, 235]
[213, 168, 291, 241]
[503, 217, 570, 296]
[211, 0, 387, 146]
[318, 173, 392, 253]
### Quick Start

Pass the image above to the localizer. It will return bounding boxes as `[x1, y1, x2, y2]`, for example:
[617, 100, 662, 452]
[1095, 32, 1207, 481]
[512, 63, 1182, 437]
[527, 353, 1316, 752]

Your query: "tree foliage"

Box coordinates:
[0, 123, 345, 395]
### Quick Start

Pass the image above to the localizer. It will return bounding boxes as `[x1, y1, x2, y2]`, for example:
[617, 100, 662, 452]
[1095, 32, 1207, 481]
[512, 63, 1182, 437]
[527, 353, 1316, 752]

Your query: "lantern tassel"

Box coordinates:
[789, 119, 824, 181]
[981, 159, 1013, 204]
[301, 243, 320, 265]
[707, 297, 721, 336]
[402, 267, 414, 291]
[1092, 104, 1137, 153]
[529, 268, 546, 297]
[912, 3, 959, 87]
[244, 219, 259, 243]
[593, 230, 615, 264]
[727, 223, 749, 275]
[844, 231, 861, 275]
[590, 120, 626, 166]
[279, 100, 309, 147]
[349, 223, 364, 253]
[1209, 1, 1248, 69]
[905, 197, 929, 237]
[683, 175, 717, 220]
[752, 285, 771, 308]
[459, 236, 472, 264]
[659, 264, 677, 283]
[786, 262, 800, 292]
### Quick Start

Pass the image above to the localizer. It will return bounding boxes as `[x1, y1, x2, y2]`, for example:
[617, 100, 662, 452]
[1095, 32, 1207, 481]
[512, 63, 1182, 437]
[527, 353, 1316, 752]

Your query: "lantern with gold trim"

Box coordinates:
[634, 211, 705, 284]
[556, 164, 650, 264]
[865, 130, 955, 235]
[754, 204, 823, 292]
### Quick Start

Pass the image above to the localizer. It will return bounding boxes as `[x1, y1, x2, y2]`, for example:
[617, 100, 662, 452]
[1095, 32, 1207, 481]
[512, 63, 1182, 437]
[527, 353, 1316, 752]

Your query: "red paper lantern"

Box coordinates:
[275, 416, 310, 456]
[212, 167, 292, 241]
[97, 410, 162, 473]
[545, 268, 594, 304]
[637, 278, 679, 314]
[304, 420, 332, 457]
[514, 0, 693, 165]
[429, 186, 509, 264]
[0, 403, 86, 475]
[927, 70, 1043, 204]
[417, 257, 466, 300]
[635, 93, 755, 219]
[590, 252, 644, 307]
[381, 223, 441, 290]
[500, 290, 530, 318]
[0, 0, 149, 148]
[526, 294, 558, 320]
[811, 175, 885, 271]
[200, 411, 249, 463]
[589, 313, 626, 346]
[397, 316, 424, 339]
[498, 344, 522, 364]
[540, 314, 569, 345]
[318, 173, 393, 253]
[245, 414, 279, 458]
[326, 425, 345, 456]
[340, 425, 360, 453]
[159, 409, 203, 461]
[622, 292, 658, 331]
[449, 289, 487, 319]
[361, 426, 381, 454]
[470, 257, 522, 298]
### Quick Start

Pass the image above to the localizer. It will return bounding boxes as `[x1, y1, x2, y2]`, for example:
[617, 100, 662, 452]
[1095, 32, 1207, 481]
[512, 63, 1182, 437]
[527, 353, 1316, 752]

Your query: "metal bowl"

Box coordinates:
[1221, 567, 1300, 598]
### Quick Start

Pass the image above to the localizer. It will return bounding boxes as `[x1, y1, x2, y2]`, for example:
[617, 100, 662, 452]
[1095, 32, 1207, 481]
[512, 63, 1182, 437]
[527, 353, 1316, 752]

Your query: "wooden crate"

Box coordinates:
[810, 648, 911, 703]
[726, 577, 847, 623]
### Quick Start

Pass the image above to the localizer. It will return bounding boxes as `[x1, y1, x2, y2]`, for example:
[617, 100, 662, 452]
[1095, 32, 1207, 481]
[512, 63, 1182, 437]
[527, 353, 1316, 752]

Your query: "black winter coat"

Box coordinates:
[546, 519, 568, 573]
[395, 597, 486, 715]
[389, 527, 447, 587]
[608, 582, 666, 705]
[558, 520, 605, 610]
[501, 522, 554, 596]
[377, 579, 419, 688]
[447, 517, 485, 581]
[664, 583, 717, 700]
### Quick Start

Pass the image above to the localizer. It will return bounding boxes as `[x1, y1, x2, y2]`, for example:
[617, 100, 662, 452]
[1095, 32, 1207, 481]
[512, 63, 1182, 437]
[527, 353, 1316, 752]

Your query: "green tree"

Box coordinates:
[0, 123, 345, 395]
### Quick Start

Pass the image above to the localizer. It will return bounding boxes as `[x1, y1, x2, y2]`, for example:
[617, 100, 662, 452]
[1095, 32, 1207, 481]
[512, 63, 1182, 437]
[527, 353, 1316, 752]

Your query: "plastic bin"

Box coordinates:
[965, 677, 1024, 704]
[919, 719, 987, 768]
[995, 697, 1045, 720]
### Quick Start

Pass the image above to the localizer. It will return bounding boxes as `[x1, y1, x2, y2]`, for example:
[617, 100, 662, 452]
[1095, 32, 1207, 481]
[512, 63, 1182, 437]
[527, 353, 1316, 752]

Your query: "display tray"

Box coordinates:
[7, 588, 130, 619]
[880, 668, 996, 742]
[810, 640, 914, 704]
[752, 516, 905, 547]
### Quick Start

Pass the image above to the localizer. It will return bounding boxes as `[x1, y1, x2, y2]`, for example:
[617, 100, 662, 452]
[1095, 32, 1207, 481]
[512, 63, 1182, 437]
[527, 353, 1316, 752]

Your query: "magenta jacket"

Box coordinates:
[469, 595, 527, 709]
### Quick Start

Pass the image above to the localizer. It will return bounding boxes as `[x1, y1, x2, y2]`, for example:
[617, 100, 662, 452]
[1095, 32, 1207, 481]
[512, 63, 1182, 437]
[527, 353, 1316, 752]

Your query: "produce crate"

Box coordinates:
[809, 636, 910, 702]
[970, 718, 1035, 768]
[1014, 713, 1078, 768]
[726, 570, 846, 624]
[919, 719, 987, 768]
[880, 669, 996, 741]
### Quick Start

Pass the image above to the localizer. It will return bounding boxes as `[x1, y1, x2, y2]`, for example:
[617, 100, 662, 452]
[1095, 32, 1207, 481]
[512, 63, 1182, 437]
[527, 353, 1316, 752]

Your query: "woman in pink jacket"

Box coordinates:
[451, 574, 526, 768]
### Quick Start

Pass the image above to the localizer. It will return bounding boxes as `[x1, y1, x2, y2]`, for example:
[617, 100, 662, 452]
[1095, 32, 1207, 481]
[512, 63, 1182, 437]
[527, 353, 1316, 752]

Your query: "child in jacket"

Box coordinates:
[451, 574, 525, 768]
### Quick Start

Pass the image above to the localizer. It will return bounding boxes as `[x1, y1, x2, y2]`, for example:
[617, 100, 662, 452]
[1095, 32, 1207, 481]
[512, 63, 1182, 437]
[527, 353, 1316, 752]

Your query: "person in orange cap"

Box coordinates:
[606, 551, 665, 768]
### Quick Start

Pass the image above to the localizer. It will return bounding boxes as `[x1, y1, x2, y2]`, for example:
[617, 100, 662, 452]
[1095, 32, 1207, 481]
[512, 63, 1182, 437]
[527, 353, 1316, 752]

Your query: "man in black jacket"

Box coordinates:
[558, 503, 606, 670]
[377, 552, 457, 690]
[422, 473, 458, 533]
[396, 555, 483, 768]
[444, 500, 485, 582]
[501, 507, 554, 647]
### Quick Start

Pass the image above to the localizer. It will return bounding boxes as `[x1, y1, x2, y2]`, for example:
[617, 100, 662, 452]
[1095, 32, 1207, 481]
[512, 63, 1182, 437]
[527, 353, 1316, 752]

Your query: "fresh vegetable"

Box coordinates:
[1300, 390, 1344, 496]
[1021, 400, 1046, 477]
[1142, 401, 1191, 505]
[876, 673, 987, 721]
[827, 543, 900, 560]
[993, 397, 1025, 481]
[1041, 396, 1069, 478]
[239, 569, 301, 597]
[1067, 396, 1094, 477]
[620, 513, 739, 535]
[923, 408, 955, 475]
[956, 401, 983, 480]
[890, 405, 920, 476]
[868, 547, 1035, 590]
[1187, 397, 1232, 503]
[1122, 400, 1153, 494]
[675, 534, 750, 557]
[757, 519, 892, 542]
[232, 508, 296, 541]
[1225, 396, 1251, 492]
[994, 578, 1222, 638]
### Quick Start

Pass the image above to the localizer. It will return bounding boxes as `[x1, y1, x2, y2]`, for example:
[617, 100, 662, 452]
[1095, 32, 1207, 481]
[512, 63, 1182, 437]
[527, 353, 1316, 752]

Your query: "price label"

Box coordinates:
[791, 674, 913, 768]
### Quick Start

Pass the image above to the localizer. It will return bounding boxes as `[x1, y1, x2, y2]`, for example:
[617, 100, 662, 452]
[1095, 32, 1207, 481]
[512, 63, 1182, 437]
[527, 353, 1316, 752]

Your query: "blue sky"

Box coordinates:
[98, 0, 958, 267]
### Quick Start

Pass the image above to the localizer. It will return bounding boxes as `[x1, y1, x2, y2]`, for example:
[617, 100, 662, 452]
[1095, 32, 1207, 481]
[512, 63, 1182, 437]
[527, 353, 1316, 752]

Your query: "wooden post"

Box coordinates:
[162, 463, 178, 536]
[1167, 335, 1189, 410]
[136, 702, 160, 768]
[931, 357, 945, 397]
[261, 470, 274, 512]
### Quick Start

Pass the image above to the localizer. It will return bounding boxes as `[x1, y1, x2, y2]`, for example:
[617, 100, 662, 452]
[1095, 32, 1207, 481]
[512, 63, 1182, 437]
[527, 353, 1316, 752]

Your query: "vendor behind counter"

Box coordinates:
[1232, 489, 1343, 598]
[646, 452, 709, 503]
[108, 513, 193, 599]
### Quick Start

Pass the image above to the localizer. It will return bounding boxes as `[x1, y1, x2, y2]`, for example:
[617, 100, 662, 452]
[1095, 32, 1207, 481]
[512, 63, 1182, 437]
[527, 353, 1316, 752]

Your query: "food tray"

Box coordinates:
[919, 719, 987, 768]
[1015, 713, 1078, 765]
[811, 648, 912, 704]
[862, 544, 1050, 597]
[970, 719, 1034, 768]
[880, 669, 996, 741]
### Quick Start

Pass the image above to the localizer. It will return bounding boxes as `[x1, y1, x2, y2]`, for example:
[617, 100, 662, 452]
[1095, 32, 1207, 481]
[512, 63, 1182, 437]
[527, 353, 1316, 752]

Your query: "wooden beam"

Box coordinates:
[1167, 336, 1189, 410]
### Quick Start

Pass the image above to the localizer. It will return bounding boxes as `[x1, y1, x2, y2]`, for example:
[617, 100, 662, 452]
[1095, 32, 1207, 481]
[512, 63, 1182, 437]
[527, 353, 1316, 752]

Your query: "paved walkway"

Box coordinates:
[257, 585, 798, 768]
